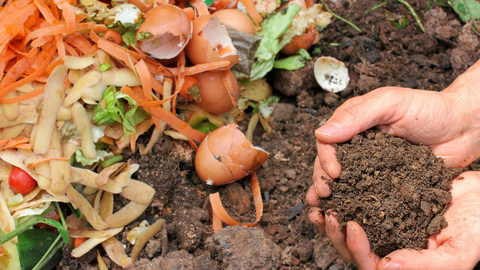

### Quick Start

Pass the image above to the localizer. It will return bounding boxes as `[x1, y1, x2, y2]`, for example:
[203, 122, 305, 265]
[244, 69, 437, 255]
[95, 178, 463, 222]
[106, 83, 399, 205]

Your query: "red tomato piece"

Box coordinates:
[8, 167, 37, 195]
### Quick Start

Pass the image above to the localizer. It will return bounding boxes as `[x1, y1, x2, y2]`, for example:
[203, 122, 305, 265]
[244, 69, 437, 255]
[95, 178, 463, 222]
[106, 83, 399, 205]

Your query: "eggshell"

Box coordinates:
[138, 5, 192, 59]
[196, 70, 239, 115]
[195, 123, 268, 185]
[314, 56, 350, 93]
[212, 9, 255, 35]
[280, 28, 318, 56]
[185, 15, 239, 70]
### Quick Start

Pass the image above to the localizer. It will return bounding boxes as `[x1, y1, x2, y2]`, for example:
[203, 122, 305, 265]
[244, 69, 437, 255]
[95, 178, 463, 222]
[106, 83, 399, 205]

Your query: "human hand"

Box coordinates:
[308, 171, 480, 270]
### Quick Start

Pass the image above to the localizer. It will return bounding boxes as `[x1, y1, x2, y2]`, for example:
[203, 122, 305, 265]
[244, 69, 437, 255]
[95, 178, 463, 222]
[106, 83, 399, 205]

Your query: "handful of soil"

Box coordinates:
[319, 129, 461, 257]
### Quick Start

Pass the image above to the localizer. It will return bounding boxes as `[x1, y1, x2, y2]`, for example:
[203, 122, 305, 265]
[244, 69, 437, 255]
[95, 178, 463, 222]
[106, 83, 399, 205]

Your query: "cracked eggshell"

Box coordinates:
[314, 56, 349, 93]
[185, 15, 239, 70]
[195, 123, 268, 186]
[280, 26, 320, 56]
[137, 4, 192, 59]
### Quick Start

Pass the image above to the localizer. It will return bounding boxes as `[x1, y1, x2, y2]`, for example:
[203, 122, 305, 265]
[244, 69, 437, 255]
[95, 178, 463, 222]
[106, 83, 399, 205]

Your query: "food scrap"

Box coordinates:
[0, 0, 334, 268]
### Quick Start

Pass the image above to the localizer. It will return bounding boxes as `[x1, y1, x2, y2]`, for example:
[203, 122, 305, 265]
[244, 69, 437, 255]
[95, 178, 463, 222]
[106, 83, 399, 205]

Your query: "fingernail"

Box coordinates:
[325, 214, 334, 233]
[323, 161, 334, 179]
[347, 222, 355, 242]
[316, 123, 341, 137]
[380, 262, 402, 270]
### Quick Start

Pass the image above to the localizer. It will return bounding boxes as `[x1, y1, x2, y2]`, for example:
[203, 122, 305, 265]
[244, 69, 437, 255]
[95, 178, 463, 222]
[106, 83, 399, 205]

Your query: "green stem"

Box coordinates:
[101, 155, 123, 167]
[55, 202, 67, 229]
[365, 1, 388, 14]
[319, 0, 362, 32]
[32, 234, 63, 270]
[396, 0, 425, 32]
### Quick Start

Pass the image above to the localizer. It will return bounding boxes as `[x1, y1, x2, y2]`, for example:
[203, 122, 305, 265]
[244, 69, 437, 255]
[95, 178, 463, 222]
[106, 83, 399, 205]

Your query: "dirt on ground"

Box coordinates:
[319, 129, 461, 257]
[56, 0, 480, 269]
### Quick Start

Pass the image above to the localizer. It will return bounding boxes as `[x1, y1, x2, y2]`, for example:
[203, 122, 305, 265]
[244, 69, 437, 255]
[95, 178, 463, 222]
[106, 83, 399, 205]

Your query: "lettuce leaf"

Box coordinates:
[93, 86, 149, 135]
[75, 147, 114, 166]
[273, 48, 312, 70]
[250, 4, 302, 80]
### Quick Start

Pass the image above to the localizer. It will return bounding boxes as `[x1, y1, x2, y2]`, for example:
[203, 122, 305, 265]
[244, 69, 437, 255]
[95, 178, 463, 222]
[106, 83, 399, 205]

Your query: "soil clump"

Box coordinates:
[319, 129, 461, 257]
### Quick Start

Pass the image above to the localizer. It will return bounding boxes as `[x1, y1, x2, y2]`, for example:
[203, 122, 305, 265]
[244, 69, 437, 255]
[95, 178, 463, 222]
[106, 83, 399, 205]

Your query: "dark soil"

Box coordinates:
[319, 129, 461, 257]
[57, 0, 480, 269]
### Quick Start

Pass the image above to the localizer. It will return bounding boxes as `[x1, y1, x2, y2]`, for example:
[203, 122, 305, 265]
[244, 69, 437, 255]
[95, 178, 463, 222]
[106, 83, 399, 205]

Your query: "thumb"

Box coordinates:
[376, 240, 480, 270]
[315, 94, 400, 144]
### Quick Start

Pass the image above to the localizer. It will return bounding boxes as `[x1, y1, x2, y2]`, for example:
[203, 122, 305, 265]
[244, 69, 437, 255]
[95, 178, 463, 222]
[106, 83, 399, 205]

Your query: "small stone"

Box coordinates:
[224, 182, 251, 214]
[294, 238, 314, 262]
[265, 226, 278, 235]
[285, 169, 296, 179]
[271, 103, 296, 122]
[278, 186, 290, 193]
[324, 92, 340, 106]
[272, 59, 318, 96]
[145, 238, 162, 258]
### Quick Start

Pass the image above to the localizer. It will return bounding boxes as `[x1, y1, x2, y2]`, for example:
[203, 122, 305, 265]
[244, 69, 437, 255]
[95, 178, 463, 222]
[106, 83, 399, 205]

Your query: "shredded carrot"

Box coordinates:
[74, 237, 88, 249]
[0, 137, 30, 150]
[27, 157, 70, 168]
[104, 30, 122, 45]
[89, 25, 108, 44]
[239, 0, 263, 25]
[151, 76, 164, 95]
[0, 0, 33, 22]
[97, 39, 139, 71]
[222, 70, 238, 107]
[54, 0, 76, 34]
[121, 87, 171, 108]
[188, 139, 198, 152]
[25, 22, 95, 45]
[34, 0, 59, 25]
[135, 60, 153, 100]
[64, 43, 79, 57]
[46, 58, 64, 74]
[55, 34, 66, 60]
[209, 172, 263, 227]
[10, 144, 32, 150]
[0, 246, 4, 258]
[212, 210, 223, 233]
[167, 61, 231, 76]
[0, 44, 55, 100]
[64, 32, 93, 55]
[0, 48, 15, 81]
[49, 0, 60, 19]
[85, 44, 98, 55]
[150, 107, 206, 143]
[179, 75, 200, 101]
[0, 85, 46, 104]
[172, 50, 186, 115]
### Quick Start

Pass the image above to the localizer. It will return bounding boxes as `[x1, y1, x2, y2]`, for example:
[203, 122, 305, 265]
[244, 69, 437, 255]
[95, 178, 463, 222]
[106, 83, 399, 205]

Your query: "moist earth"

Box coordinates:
[56, 0, 480, 269]
[319, 129, 461, 257]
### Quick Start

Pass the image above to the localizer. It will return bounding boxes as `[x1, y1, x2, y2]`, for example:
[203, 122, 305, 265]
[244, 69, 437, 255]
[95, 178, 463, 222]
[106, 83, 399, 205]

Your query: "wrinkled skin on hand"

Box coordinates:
[307, 61, 480, 270]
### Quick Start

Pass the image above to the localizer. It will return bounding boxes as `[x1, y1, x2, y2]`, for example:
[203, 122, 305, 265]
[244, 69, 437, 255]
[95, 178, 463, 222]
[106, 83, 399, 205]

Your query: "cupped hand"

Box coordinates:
[308, 171, 480, 270]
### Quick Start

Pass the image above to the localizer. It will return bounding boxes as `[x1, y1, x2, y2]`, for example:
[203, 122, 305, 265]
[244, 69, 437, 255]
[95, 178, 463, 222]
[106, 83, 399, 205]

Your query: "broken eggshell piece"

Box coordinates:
[137, 4, 192, 59]
[314, 56, 350, 93]
[185, 15, 239, 70]
[195, 123, 268, 186]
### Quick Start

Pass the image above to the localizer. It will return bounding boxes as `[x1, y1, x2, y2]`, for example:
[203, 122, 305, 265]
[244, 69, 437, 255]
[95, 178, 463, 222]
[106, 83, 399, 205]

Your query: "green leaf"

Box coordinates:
[68, 203, 82, 219]
[248, 101, 260, 114]
[122, 30, 137, 47]
[273, 48, 311, 70]
[75, 147, 114, 166]
[250, 4, 302, 80]
[312, 47, 322, 56]
[0, 206, 69, 245]
[435, 0, 449, 6]
[137, 31, 152, 41]
[449, 0, 480, 22]
[93, 86, 149, 135]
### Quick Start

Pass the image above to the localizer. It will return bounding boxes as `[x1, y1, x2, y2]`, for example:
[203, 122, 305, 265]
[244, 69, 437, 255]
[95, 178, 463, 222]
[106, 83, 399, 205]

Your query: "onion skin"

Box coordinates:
[195, 123, 268, 185]
[196, 70, 238, 115]
[213, 9, 255, 35]
[280, 27, 318, 56]
[185, 15, 239, 70]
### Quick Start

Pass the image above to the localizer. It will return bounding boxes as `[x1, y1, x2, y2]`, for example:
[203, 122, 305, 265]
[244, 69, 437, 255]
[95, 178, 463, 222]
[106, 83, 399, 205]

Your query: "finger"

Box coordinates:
[376, 239, 480, 270]
[313, 155, 335, 197]
[308, 207, 326, 234]
[345, 221, 381, 270]
[325, 212, 354, 263]
[431, 143, 476, 168]
[315, 88, 405, 144]
[306, 185, 321, 207]
[316, 140, 341, 179]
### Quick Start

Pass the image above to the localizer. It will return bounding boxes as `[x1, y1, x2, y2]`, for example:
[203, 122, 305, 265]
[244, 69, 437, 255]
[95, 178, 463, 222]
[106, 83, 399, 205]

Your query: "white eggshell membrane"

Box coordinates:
[202, 17, 236, 57]
[140, 33, 190, 59]
[314, 56, 350, 93]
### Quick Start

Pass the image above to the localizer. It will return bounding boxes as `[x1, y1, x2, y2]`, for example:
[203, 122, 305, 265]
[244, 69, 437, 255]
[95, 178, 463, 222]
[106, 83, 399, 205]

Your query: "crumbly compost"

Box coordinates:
[319, 129, 461, 257]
